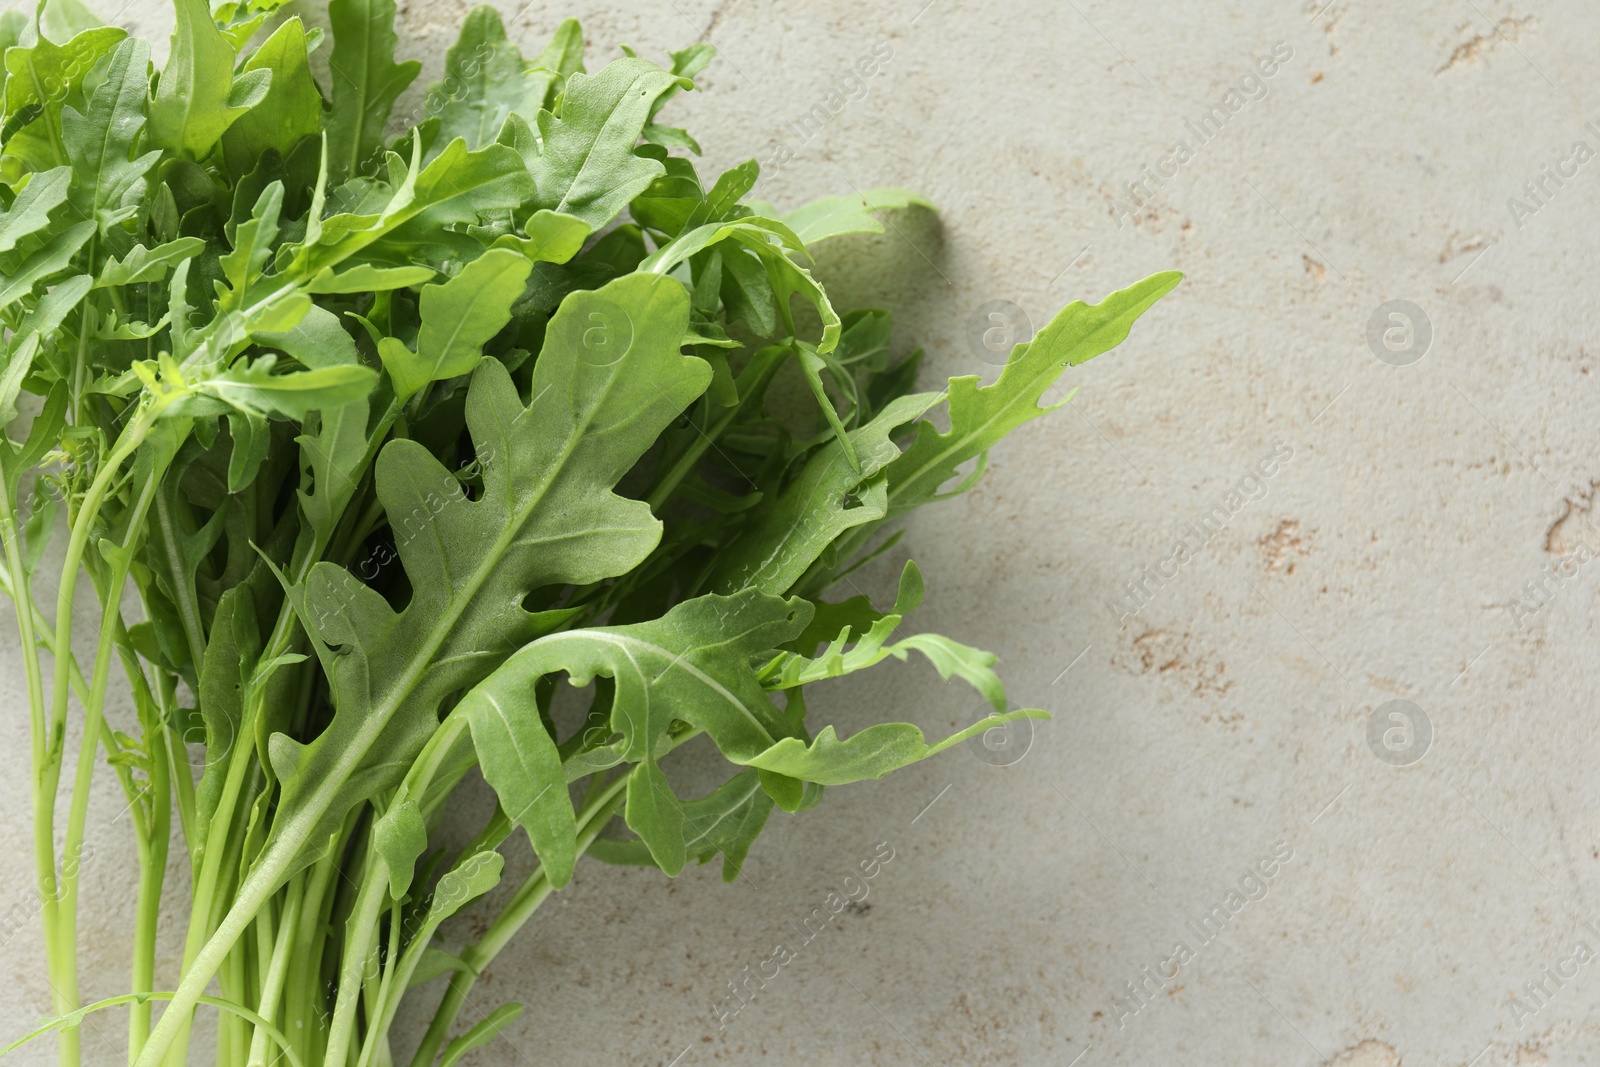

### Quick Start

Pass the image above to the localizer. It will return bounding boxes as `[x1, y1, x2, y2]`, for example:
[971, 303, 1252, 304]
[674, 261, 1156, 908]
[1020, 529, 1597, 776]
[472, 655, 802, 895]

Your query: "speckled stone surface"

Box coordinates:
[2, 1, 1599, 1064]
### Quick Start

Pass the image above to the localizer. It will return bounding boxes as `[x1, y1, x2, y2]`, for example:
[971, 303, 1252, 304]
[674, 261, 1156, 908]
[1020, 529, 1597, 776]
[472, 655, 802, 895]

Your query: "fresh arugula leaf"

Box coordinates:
[0, 220, 92, 316]
[61, 38, 161, 239]
[824, 271, 1184, 581]
[197, 356, 377, 419]
[426, 6, 542, 152]
[376, 246, 531, 399]
[782, 187, 935, 246]
[746, 707, 1048, 786]
[221, 17, 321, 177]
[0, 166, 70, 252]
[323, 0, 419, 179]
[490, 208, 589, 263]
[762, 561, 1005, 708]
[148, 0, 270, 159]
[253, 304, 360, 368]
[711, 391, 942, 594]
[267, 273, 710, 872]
[94, 237, 205, 287]
[1, 23, 125, 165]
[517, 58, 691, 228]
[459, 675, 576, 885]
[304, 262, 434, 293]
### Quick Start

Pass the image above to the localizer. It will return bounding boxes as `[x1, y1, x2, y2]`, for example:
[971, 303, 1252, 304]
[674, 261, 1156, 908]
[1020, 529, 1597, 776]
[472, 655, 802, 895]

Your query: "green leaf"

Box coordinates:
[426, 6, 543, 151]
[888, 272, 1179, 509]
[221, 17, 322, 177]
[586, 837, 657, 868]
[460, 677, 577, 887]
[195, 586, 261, 869]
[711, 391, 943, 594]
[718, 245, 775, 334]
[21, 483, 58, 576]
[146, 448, 229, 678]
[458, 588, 813, 859]
[518, 57, 691, 228]
[253, 305, 360, 369]
[781, 188, 935, 247]
[218, 180, 282, 308]
[747, 708, 1048, 786]
[781, 558, 926, 656]
[626, 761, 685, 873]
[149, 0, 270, 159]
[59, 38, 161, 240]
[1, 24, 126, 164]
[0, 221, 92, 317]
[423, 848, 503, 928]
[706, 158, 759, 218]
[377, 247, 532, 399]
[324, 0, 421, 180]
[530, 18, 584, 83]
[285, 137, 534, 278]
[372, 796, 427, 897]
[642, 217, 851, 455]
[796, 341, 859, 472]
[762, 563, 1005, 710]
[0, 166, 70, 253]
[439, 1003, 523, 1067]
[304, 263, 434, 294]
[679, 768, 774, 881]
[0, 273, 89, 427]
[295, 399, 369, 546]
[489, 208, 589, 264]
[198, 357, 377, 419]
[264, 272, 710, 873]
[826, 271, 1182, 577]
[94, 237, 205, 288]
[225, 409, 270, 492]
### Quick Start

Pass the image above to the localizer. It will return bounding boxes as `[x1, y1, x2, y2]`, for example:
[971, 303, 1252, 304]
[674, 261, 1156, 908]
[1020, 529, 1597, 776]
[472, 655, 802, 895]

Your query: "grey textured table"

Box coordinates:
[2, 1, 1597, 1064]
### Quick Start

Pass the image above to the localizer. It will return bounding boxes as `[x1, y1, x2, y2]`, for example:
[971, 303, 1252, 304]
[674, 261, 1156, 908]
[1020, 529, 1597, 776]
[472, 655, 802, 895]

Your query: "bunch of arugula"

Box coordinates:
[0, 0, 1178, 1062]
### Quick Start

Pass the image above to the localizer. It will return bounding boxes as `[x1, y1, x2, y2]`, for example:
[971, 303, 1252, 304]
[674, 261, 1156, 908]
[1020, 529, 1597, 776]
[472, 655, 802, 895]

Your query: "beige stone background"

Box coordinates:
[3, 0, 1600, 1064]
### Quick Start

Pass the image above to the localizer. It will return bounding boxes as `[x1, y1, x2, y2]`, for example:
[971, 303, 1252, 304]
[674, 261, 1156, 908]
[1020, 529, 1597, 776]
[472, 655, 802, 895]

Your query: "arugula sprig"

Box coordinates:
[0, 1, 1178, 1064]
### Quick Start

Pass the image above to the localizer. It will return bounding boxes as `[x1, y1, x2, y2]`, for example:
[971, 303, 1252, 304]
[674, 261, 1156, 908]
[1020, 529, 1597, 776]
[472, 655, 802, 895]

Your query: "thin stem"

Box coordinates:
[284, 824, 348, 1066]
[167, 719, 198, 859]
[58, 464, 163, 976]
[357, 809, 512, 1066]
[407, 779, 629, 1067]
[361, 898, 404, 1067]
[246, 873, 302, 1067]
[0, 455, 74, 1064]
[151, 488, 208, 671]
[42, 409, 157, 1062]
[221, 938, 250, 1066]
[323, 850, 388, 1067]
[1, 991, 304, 1067]
[128, 711, 171, 1062]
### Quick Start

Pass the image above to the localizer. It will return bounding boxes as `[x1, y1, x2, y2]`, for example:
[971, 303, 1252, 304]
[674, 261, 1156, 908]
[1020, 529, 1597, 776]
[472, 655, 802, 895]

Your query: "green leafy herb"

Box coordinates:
[0, 2, 1177, 1065]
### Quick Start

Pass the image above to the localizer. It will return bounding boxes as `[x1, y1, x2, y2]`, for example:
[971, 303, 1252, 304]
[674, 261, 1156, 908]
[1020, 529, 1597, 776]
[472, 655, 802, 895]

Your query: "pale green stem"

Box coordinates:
[0, 453, 65, 1062]
[2, 991, 303, 1067]
[43, 409, 157, 1065]
[128, 712, 171, 1063]
[323, 851, 388, 1067]
[59, 465, 161, 977]
[246, 873, 304, 1067]
[407, 780, 629, 1067]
